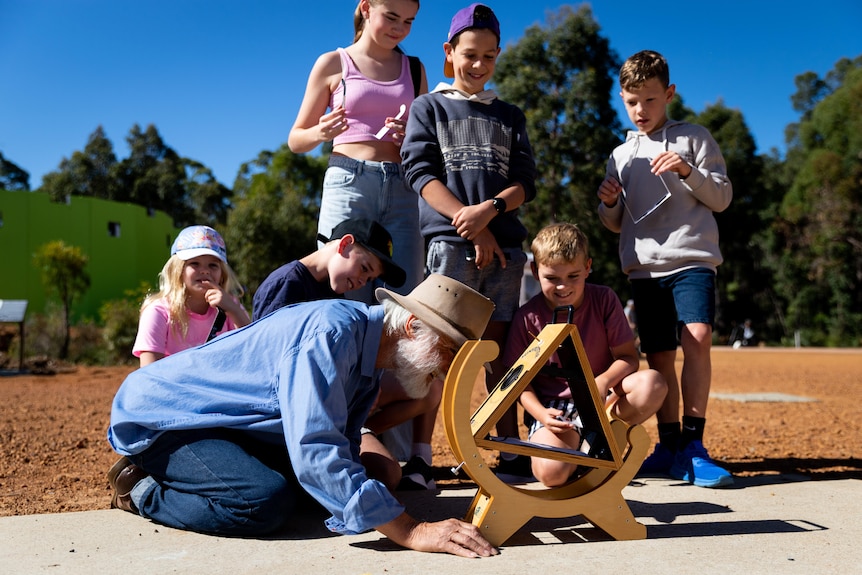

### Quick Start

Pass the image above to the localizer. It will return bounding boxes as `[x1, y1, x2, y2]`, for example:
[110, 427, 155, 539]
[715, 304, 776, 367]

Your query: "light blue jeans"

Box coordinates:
[426, 240, 527, 322]
[128, 429, 300, 536]
[318, 155, 424, 303]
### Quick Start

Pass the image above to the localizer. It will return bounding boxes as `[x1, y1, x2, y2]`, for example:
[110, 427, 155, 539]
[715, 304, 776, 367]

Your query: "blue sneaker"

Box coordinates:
[670, 440, 734, 488]
[637, 443, 675, 476]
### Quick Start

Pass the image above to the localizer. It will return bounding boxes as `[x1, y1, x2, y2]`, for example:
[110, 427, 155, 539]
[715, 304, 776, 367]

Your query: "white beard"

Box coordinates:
[392, 329, 444, 399]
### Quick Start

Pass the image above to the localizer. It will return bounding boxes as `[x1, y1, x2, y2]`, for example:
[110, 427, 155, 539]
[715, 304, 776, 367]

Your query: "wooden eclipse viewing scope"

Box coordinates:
[441, 319, 650, 546]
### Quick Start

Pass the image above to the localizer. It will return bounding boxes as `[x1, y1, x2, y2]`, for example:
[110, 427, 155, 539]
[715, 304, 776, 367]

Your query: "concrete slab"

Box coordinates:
[2, 475, 860, 575]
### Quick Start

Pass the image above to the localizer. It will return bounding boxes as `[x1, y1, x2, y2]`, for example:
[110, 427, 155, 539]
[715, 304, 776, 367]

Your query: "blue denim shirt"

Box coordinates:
[108, 300, 404, 535]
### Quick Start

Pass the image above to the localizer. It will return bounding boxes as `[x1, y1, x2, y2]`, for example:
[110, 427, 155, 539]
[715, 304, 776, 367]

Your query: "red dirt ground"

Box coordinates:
[1, 347, 860, 516]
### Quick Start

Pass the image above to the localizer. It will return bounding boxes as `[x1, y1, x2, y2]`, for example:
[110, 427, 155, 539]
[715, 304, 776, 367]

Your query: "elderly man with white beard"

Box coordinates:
[107, 274, 497, 558]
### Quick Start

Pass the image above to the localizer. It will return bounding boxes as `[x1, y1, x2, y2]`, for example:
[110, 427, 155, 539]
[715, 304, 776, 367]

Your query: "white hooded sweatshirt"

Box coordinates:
[598, 119, 732, 279]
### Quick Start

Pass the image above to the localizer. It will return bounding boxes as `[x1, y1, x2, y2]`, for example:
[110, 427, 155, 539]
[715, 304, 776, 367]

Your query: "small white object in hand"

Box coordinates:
[374, 104, 407, 139]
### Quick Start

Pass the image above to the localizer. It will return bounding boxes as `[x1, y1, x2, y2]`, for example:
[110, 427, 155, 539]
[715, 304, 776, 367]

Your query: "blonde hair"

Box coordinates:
[619, 50, 670, 92]
[353, 0, 420, 43]
[530, 222, 590, 266]
[141, 254, 245, 338]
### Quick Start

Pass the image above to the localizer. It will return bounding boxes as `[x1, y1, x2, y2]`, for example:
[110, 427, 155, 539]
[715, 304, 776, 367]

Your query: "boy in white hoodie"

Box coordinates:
[597, 50, 734, 488]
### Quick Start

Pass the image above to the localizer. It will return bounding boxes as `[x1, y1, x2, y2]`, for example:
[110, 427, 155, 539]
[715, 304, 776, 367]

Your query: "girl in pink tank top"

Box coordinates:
[287, 0, 440, 492]
[288, 0, 426, 162]
[329, 46, 413, 147]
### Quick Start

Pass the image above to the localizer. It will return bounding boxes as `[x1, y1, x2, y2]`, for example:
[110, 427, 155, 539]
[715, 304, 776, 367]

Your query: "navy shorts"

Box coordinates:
[631, 267, 716, 353]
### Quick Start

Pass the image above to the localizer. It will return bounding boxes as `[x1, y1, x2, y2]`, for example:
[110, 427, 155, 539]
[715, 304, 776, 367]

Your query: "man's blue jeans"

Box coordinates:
[128, 428, 299, 536]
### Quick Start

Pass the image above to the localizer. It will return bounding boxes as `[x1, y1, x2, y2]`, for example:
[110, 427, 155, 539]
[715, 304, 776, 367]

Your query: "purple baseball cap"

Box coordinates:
[444, 3, 501, 78]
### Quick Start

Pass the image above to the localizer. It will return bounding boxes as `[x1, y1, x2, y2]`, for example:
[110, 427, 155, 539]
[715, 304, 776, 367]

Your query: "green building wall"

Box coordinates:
[0, 189, 176, 321]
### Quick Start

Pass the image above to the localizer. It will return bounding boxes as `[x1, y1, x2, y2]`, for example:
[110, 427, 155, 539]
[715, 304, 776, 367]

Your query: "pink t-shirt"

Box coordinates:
[132, 299, 238, 358]
[503, 283, 633, 403]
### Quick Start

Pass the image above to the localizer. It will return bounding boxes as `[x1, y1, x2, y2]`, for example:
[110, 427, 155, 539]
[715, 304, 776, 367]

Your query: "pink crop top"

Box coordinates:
[330, 48, 414, 145]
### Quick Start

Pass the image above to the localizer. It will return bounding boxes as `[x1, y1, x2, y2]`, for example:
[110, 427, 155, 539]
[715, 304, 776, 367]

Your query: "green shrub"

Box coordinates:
[69, 319, 110, 365]
[25, 301, 65, 358]
[100, 282, 152, 364]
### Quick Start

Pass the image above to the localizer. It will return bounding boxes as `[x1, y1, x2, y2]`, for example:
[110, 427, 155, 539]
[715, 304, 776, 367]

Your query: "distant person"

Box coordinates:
[400, 3, 538, 482]
[504, 223, 667, 487]
[624, 299, 637, 331]
[742, 319, 755, 344]
[731, 319, 756, 349]
[133, 225, 250, 368]
[288, 0, 427, 305]
[108, 275, 498, 558]
[596, 50, 734, 488]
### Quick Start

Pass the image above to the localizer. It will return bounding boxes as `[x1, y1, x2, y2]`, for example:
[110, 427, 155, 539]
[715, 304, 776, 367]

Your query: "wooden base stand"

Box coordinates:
[441, 324, 649, 546]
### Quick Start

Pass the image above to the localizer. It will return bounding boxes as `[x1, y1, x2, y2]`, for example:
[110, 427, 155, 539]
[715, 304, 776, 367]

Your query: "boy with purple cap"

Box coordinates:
[400, 3, 538, 481]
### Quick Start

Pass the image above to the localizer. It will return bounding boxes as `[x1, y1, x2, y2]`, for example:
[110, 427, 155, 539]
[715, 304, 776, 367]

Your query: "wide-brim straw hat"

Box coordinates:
[375, 274, 494, 346]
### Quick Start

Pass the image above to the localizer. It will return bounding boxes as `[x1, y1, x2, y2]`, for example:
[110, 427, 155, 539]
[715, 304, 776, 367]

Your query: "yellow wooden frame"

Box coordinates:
[442, 323, 649, 546]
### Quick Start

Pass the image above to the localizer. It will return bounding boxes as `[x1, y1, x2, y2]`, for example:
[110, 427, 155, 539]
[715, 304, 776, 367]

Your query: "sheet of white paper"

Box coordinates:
[622, 166, 672, 224]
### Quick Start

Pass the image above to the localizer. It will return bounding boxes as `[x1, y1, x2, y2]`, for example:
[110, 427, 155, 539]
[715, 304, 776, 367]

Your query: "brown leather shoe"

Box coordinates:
[107, 456, 148, 513]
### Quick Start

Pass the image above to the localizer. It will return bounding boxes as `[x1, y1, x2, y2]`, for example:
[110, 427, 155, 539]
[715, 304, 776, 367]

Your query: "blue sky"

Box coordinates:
[1, 0, 860, 189]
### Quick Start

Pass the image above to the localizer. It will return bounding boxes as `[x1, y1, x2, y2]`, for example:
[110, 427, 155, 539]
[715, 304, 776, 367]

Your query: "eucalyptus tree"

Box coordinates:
[41, 126, 119, 202]
[225, 144, 327, 296]
[492, 5, 626, 290]
[0, 151, 30, 191]
[182, 159, 233, 228]
[694, 102, 771, 337]
[113, 124, 193, 225]
[769, 56, 862, 345]
[33, 241, 91, 359]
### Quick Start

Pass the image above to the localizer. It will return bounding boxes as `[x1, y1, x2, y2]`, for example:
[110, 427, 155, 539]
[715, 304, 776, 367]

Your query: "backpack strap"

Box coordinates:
[407, 55, 421, 97]
[206, 308, 227, 342]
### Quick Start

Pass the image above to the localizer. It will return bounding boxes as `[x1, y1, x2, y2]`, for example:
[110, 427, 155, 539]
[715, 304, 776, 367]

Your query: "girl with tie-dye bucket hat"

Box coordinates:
[132, 225, 251, 367]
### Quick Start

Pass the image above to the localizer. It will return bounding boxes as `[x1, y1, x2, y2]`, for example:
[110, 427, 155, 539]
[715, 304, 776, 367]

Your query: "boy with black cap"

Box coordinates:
[253, 217, 413, 491]
[253, 218, 405, 320]
[400, 3, 538, 481]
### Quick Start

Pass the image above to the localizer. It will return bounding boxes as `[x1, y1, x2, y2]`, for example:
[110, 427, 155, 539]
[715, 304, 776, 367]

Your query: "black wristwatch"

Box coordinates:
[491, 197, 507, 215]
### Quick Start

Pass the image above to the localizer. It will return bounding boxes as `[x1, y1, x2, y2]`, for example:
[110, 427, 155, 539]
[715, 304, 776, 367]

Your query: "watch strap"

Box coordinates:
[492, 197, 507, 214]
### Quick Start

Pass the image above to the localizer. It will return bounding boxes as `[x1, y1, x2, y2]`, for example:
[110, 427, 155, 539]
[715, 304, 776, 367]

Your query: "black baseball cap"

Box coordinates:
[317, 218, 407, 288]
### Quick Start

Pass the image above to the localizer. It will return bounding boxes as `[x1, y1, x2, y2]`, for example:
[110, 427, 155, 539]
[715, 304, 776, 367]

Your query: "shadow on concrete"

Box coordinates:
[496, 516, 827, 546]
[347, 487, 829, 550]
[724, 458, 862, 481]
[213, 468, 846, 547]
